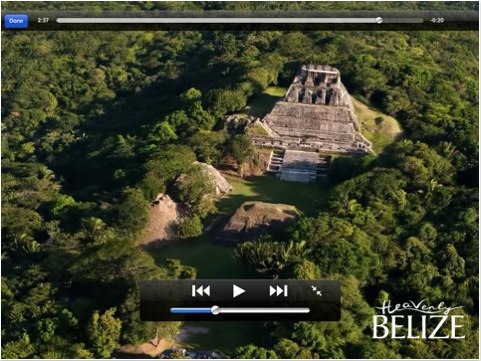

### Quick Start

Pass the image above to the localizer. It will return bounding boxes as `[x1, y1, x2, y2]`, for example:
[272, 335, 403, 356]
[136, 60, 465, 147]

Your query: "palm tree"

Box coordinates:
[235, 239, 309, 277]
[81, 217, 112, 244]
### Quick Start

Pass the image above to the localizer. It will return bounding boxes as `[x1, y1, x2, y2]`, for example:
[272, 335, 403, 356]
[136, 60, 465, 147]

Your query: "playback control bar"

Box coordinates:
[1, 10, 478, 31]
[140, 279, 340, 321]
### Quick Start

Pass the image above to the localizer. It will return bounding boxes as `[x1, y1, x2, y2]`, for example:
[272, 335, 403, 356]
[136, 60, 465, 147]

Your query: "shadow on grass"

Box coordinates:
[247, 93, 281, 118]
[149, 234, 253, 279]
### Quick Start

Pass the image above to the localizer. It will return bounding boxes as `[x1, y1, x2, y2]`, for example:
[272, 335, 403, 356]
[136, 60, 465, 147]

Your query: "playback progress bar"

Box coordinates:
[55, 17, 422, 24]
[170, 306, 311, 315]
[3, 10, 477, 31]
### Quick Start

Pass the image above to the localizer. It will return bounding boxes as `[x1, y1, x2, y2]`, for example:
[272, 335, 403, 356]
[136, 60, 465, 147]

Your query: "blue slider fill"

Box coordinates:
[170, 307, 212, 314]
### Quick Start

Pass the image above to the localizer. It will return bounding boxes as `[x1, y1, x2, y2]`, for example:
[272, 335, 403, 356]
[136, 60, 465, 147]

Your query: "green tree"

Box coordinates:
[116, 187, 149, 233]
[188, 101, 215, 130]
[180, 87, 201, 102]
[288, 259, 321, 280]
[229, 134, 255, 177]
[149, 121, 177, 144]
[86, 308, 121, 358]
[175, 165, 216, 218]
[327, 154, 376, 183]
[187, 130, 227, 164]
[141, 145, 197, 199]
[177, 215, 203, 239]
[207, 88, 248, 117]
[80, 217, 115, 245]
[235, 344, 278, 359]
[165, 110, 190, 134]
[235, 239, 308, 277]
[274, 338, 313, 359]
[1, 332, 35, 359]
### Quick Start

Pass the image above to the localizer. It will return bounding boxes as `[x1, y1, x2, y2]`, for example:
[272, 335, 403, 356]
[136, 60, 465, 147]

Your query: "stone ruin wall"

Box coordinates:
[284, 64, 347, 107]
[253, 64, 372, 154]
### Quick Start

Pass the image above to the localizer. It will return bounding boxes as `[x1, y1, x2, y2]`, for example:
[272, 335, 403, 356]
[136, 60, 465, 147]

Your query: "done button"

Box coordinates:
[5, 14, 28, 29]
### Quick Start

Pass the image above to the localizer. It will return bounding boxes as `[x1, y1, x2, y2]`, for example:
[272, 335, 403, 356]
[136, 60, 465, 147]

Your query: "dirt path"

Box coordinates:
[116, 337, 178, 358]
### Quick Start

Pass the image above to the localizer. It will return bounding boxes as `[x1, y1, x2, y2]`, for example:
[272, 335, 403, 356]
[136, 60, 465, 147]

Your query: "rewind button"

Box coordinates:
[191, 285, 210, 297]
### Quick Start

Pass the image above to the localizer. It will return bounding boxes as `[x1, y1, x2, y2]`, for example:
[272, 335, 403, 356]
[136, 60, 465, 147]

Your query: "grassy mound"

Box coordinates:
[218, 201, 301, 243]
[353, 97, 402, 153]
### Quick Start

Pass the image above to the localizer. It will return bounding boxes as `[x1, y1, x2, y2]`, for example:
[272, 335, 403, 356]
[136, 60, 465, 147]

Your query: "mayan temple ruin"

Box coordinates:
[251, 64, 372, 183]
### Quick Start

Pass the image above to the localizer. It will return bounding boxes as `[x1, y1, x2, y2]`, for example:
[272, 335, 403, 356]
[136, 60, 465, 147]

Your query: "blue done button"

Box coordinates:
[5, 14, 28, 29]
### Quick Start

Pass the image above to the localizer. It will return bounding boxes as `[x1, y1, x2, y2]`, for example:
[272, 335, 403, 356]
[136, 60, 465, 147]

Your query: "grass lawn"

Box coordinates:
[246, 86, 287, 118]
[245, 122, 269, 136]
[150, 174, 329, 279]
[353, 97, 402, 153]
[218, 174, 329, 216]
[151, 234, 248, 278]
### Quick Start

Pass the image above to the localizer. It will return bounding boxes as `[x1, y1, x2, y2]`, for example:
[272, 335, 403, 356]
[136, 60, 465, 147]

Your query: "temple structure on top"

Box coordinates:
[250, 64, 372, 183]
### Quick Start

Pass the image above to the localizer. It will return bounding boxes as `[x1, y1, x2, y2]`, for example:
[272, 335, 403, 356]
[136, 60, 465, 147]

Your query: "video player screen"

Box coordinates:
[1, 1, 478, 360]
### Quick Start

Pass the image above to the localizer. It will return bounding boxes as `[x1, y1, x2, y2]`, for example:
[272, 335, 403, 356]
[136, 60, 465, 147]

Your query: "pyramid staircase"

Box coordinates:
[266, 149, 331, 183]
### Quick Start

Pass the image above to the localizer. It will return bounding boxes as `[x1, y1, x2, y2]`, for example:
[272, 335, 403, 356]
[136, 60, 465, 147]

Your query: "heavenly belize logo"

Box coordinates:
[372, 299, 465, 339]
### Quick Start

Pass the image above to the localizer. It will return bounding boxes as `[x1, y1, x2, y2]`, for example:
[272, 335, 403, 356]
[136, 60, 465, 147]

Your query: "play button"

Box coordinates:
[232, 284, 246, 298]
